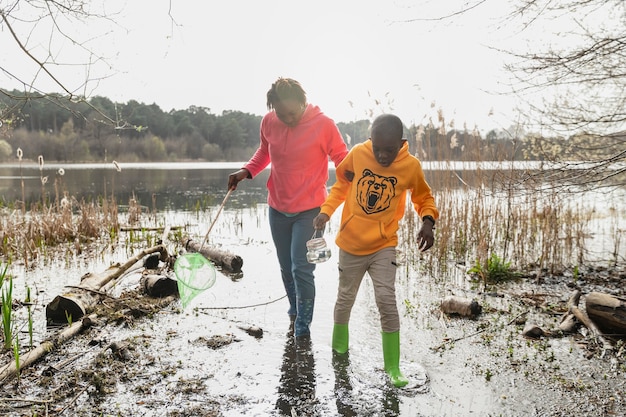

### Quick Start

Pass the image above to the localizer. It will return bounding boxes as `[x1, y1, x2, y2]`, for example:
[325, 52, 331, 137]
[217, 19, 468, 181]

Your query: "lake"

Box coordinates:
[0, 160, 552, 211]
[0, 162, 272, 211]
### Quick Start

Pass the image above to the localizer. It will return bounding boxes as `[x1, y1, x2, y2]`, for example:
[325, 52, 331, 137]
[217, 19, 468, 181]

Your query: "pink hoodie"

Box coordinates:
[243, 104, 348, 213]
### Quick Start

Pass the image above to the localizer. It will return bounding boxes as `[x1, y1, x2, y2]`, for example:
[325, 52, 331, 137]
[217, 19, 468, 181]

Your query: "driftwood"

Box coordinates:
[46, 245, 169, 323]
[237, 325, 264, 339]
[585, 292, 626, 336]
[120, 225, 184, 232]
[140, 273, 179, 297]
[560, 290, 615, 353]
[0, 315, 96, 382]
[184, 237, 243, 273]
[1, 246, 178, 384]
[569, 305, 614, 352]
[559, 290, 583, 333]
[559, 314, 579, 333]
[440, 296, 482, 318]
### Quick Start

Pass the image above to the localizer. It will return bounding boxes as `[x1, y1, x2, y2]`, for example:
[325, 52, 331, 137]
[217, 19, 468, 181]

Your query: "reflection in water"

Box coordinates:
[0, 163, 277, 211]
[333, 351, 356, 416]
[332, 350, 401, 417]
[276, 333, 318, 416]
[0, 163, 337, 211]
[381, 385, 401, 417]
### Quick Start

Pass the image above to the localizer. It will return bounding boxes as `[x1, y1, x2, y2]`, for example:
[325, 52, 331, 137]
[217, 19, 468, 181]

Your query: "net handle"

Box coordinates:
[198, 188, 233, 250]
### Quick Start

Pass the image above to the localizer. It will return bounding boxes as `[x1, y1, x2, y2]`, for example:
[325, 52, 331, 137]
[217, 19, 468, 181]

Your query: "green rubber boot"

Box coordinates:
[332, 323, 349, 354]
[382, 331, 409, 388]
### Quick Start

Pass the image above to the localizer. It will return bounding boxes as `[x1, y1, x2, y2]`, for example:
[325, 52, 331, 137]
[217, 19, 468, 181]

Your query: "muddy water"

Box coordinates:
[2, 164, 625, 416]
[4, 204, 623, 417]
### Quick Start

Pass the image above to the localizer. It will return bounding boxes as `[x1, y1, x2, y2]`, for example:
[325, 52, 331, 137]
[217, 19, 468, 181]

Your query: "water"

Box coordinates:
[0, 162, 624, 417]
[0, 161, 272, 210]
[0, 159, 551, 210]
[306, 238, 332, 264]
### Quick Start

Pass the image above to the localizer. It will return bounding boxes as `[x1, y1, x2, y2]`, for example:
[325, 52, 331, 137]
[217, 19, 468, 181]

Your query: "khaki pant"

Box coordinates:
[334, 247, 400, 333]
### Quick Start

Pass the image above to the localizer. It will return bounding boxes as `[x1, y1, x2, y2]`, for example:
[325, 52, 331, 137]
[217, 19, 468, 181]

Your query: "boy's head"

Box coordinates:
[370, 114, 404, 167]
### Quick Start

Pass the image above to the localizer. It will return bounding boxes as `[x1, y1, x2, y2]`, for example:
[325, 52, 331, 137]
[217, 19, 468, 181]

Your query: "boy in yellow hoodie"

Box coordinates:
[313, 113, 438, 388]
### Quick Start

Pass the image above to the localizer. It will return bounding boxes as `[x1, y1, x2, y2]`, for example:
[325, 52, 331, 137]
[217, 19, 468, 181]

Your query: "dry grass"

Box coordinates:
[399, 130, 621, 287]
[1, 135, 623, 285]
[0, 196, 119, 266]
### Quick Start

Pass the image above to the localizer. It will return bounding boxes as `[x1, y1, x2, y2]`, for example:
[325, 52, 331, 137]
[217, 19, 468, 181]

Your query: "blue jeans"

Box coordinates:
[269, 206, 318, 337]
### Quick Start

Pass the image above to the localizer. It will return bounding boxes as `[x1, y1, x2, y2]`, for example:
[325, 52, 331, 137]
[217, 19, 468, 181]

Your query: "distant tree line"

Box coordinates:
[0, 89, 267, 162]
[1, 88, 621, 165]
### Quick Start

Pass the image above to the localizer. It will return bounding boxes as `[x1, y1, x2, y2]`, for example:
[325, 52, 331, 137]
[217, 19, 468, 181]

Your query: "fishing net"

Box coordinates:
[174, 253, 216, 308]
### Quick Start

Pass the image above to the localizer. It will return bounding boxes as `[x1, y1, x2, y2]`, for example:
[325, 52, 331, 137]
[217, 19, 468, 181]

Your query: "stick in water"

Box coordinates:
[198, 188, 233, 250]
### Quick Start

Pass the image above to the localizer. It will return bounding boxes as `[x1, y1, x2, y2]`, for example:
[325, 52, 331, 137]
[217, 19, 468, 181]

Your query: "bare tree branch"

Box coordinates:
[399, 0, 489, 23]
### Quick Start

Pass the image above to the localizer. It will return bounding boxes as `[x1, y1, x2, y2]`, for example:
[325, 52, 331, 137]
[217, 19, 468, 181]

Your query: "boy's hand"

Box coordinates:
[313, 213, 330, 230]
[417, 223, 435, 252]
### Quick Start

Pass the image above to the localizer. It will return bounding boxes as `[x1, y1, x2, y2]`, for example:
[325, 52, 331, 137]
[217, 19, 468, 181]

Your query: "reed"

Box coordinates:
[26, 286, 33, 348]
[1, 263, 13, 350]
[38, 155, 48, 208]
[13, 332, 20, 383]
[17, 148, 25, 215]
[0, 153, 121, 261]
[54, 167, 66, 212]
[397, 112, 615, 290]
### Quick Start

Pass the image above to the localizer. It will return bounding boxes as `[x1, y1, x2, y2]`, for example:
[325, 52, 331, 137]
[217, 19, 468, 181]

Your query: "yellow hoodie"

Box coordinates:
[320, 140, 439, 256]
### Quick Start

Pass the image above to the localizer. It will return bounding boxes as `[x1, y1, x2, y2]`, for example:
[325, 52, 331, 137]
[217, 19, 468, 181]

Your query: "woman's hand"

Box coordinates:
[228, 168, 250, 190]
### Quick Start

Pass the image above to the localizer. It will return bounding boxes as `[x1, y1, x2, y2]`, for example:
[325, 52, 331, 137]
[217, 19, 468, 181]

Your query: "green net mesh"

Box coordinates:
[174, 253, 216, 308]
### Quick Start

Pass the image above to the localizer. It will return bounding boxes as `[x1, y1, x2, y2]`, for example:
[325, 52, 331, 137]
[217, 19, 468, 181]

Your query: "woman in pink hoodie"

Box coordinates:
[228, 78, 348, 339]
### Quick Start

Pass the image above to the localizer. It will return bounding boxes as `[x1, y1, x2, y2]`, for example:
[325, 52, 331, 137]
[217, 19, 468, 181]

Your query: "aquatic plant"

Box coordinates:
[26, 286, 33, 348]
[1, 264, 13, 350]
[13, 333, 20, 382]
[468, 253, 521, 286]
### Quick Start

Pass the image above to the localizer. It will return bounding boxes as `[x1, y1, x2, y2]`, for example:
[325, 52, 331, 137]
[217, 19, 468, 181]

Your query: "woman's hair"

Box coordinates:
[266, 77, 307, 110]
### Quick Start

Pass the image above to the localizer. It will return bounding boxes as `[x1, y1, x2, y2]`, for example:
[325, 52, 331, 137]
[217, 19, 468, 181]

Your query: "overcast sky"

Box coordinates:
[2, 0, 521, 133]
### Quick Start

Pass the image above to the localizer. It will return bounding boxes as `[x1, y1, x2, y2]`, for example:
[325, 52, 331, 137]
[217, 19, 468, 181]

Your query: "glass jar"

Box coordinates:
[306, 231, 331, 264]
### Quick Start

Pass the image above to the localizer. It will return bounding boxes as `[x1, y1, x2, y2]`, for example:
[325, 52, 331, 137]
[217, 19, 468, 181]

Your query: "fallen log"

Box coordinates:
[585, 292, 626, 337]
[559, 290, 582, 333]
[569, 304, 614, 353]
[570, 306, 614, 350]
[440, 295, 482, 318]
[0, 314, 96, 383]
[559, 289, 613, 352]
[184, 237, 243, 273]
[140, 272, 178, 297]
[46, 245, 169, 323]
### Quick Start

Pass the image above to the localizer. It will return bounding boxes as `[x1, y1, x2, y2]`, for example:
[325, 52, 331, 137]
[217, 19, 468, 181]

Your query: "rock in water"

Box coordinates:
[522, 323, 545, 339]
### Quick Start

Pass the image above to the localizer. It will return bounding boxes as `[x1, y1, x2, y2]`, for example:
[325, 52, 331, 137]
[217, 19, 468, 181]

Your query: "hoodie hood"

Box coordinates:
[242, 103, 349, 213]
[271, 103, 322, 127]
[364, 138, 411, 165]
